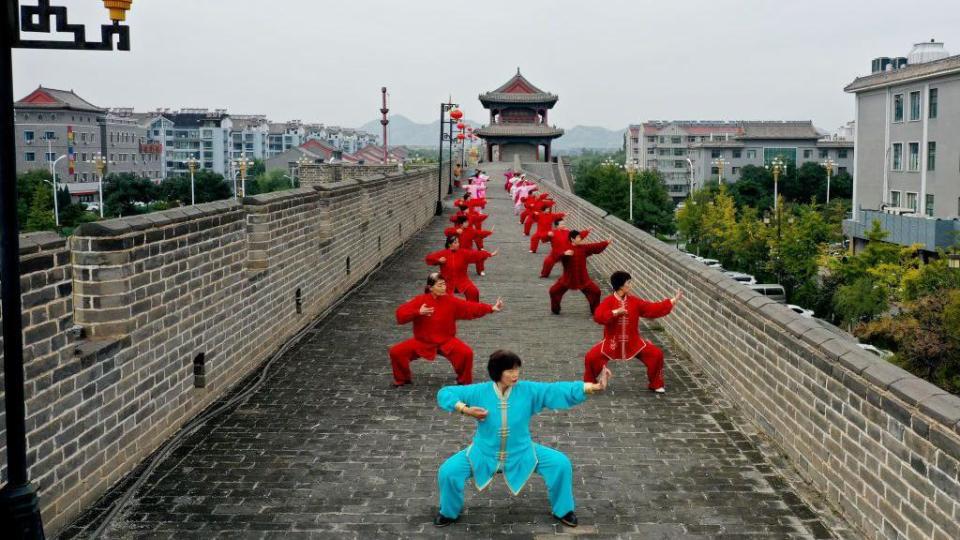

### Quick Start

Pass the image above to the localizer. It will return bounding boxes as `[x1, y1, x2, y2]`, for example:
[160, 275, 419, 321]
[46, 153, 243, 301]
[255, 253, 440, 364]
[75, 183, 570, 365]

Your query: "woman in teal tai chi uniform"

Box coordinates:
[433, 350, 610, 528]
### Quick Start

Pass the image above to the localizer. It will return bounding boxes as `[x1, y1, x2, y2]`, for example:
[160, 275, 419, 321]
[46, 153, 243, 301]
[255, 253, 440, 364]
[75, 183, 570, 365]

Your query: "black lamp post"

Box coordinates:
[1, 2, 134, 538]
[435, 102, 459, 216]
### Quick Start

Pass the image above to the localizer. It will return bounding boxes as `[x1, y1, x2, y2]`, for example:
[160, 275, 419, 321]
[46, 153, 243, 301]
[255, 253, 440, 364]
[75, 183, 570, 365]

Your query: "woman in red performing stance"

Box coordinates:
[548, 231, 610, 315]
[389, 273, 504, 386]
[541, 219, 589, 278]
[583, 271, 683, 393]
[426, 236, 498, 302]
[444, 217, 494, 276]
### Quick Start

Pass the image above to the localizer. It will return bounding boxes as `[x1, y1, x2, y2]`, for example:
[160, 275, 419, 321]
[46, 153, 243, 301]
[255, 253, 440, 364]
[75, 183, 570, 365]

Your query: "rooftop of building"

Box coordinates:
[845, 52, 960, 92]
[15, 86, 104, 113]
[475, 123, 564, 138]
[479, 69, 559, 107]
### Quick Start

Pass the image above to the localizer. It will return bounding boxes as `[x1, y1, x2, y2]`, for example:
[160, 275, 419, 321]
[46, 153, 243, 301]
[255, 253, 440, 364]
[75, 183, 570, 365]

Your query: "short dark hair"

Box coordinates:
[488, 350, 522, 381]
[454, 215, 467, 225]
[568, 230, 581, 241]
[610, 271, 632, 291]
[445, 235, 459, 248]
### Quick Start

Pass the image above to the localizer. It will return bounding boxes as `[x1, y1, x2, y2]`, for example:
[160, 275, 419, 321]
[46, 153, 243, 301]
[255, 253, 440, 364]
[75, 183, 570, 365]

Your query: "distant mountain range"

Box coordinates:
[358, 115, 624, 150]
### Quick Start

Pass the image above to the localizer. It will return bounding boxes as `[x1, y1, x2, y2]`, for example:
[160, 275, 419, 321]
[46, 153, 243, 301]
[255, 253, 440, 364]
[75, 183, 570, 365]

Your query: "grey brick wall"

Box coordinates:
[544, 185, 960, 540]
[0, 165, 446, 534]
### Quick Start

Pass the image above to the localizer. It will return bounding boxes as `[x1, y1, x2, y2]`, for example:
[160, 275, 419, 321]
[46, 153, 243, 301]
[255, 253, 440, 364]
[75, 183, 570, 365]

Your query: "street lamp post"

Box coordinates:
[626, 162, 637, 223]
[88, 152, 110, 219]
[684, 157, 695, 199]
[821, 158, 836, 204]
[436, 102, 459, 215]
[48, 155, 68, 228]
[766, 156, 786, 212]
[184, 157, 199, 205]
[2, 2, 135, 537]
[232, 154, 254, 199]
[711, 157, 727, 185]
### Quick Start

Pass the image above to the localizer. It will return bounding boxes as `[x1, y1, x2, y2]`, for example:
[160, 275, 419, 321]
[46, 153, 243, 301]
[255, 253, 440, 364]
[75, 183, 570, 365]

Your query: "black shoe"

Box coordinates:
[433, 513, 457, 527]
[555, 511, 578, 527]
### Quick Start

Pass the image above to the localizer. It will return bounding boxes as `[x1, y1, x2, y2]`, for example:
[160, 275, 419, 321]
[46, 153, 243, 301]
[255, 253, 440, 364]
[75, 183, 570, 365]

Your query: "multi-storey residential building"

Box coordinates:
[267, 121, 305, 158]
[164, 110, 233, 177]
[303, 124, 377, 154]
[843, 40, 960, 254]
[627, 120, 854, 202]
[15, 87, 164, 202]
[229, 115, 270, 160]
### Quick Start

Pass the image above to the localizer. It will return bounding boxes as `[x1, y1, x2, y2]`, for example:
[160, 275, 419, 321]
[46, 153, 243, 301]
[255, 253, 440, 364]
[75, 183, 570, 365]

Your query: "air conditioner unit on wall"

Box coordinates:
[883, 207, 918, 216]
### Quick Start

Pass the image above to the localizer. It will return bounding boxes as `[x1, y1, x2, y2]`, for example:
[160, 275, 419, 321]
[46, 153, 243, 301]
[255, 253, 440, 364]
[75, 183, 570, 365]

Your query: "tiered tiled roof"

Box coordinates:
[479, 69, 558, 107]
[474, 124, 564, 138]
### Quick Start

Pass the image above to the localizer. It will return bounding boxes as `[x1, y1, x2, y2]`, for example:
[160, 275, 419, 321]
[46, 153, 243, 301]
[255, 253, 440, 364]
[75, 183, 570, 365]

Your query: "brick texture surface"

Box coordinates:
[62, 165, 839, 538]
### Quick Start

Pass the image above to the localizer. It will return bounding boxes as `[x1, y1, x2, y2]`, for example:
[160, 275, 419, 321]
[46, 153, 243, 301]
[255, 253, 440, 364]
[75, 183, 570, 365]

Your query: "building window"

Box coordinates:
[82, 173, 88, 181]
[838, 166, 848, 175]
[24, 130, 35, 142]
[764, 147, 797, 166]
[647, 136, 656, 143]
[803, 149, 813, 159]
[732, 150, 741, 159]
[24, 152, 35, 162]
[711, 167, 719, 175]
[906, 192, 918, 211]
[674, 160, 685, 168]
[819, 149, 829, 159]
[81, 152, 87, 162]
[647, 148, 654, 155]
[746, 149, 757, 159]
[43, 130, 55, 140]
[892, 143, 903, 170]
[671, 136, 682, 144]
[890, 190, 902, 207]
[926, 194, 934, 216]
[838, 149, 848, 159]
[687, 136, 697, 142]
[909, 91, 921, 121]
[711, 150, 721, 158]
[929, 88, 938, 118]
[908, 142, 920, 171]
[44, 152, 55, 161]
[893, 94, 904, 122]
[732, 167, 740, 174]
[928, 141, 936, 171]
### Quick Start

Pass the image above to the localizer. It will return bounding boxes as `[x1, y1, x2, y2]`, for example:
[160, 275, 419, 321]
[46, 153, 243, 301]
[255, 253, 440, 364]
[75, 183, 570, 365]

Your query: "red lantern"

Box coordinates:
[449, 108, 463, 120]
[457, 122, 465, 130]
[457, 133, 465, 141]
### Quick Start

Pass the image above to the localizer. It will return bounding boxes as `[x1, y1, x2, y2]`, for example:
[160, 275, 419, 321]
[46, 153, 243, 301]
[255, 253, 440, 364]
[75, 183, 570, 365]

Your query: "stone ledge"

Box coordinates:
[74, 200, 241, 237]
[19, 231, 66, 255]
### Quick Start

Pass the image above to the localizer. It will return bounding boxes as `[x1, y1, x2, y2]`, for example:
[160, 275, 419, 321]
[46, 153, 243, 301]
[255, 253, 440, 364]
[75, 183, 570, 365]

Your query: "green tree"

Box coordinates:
[824, 171, 853, 201]
[834, 276, 888, 329]
[630, 170, 675, 235]
[103, 173, 159, 217]
[730, 165, 773, 209]
[159, 170, 232, 205]
[247, 169, 295, 196]
[788, 162, 826, 203]
[16, 170, 52, 229]
[25, 185, 56, 232]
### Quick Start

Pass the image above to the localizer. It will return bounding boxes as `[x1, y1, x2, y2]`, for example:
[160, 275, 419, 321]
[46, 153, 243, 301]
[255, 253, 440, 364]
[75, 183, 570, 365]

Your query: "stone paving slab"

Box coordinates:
[62, 164, 838, 539]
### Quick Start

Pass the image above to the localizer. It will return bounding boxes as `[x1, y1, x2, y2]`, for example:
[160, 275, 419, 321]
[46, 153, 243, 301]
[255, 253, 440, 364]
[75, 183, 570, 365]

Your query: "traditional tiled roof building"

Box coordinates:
[475, 70, 563, 162]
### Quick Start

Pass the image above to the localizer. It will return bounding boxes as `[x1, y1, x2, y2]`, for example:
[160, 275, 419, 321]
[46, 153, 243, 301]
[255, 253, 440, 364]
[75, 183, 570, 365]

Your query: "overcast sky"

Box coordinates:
[14, 0, 960, 132]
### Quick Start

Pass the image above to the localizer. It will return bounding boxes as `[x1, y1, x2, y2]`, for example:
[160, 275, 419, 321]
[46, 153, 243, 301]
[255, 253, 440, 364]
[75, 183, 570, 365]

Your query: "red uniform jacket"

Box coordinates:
[557, 241, 609, 290]
[534, 211, 566, 238]
[444, 226, 493, 251]
[548, 228, 589, 255]
[425, 248, 491, 292]
[593, 294, 673, 360]
[448, 210, 487, 228]
[395, 293, 493, 359]
[455, 198, 486, 211]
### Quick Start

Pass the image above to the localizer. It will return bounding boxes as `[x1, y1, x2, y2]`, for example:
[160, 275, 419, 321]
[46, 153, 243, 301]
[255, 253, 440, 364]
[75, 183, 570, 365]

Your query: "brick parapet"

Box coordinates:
[542, 183, 960, 540]
[0, 165, 444, 534]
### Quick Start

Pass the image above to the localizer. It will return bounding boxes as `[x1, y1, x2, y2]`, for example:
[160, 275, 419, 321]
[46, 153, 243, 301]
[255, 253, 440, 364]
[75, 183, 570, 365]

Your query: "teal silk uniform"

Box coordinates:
[436, 380, 586, 519]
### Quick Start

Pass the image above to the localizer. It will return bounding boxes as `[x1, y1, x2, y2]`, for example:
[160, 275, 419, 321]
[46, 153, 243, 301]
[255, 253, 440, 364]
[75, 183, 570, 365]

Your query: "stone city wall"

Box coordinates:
[544, 184, 960, 540]
[0, 165, 447, 533]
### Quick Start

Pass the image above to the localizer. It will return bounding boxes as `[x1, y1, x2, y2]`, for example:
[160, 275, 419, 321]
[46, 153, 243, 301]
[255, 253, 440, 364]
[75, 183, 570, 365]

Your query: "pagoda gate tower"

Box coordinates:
[475, 69, 563, 163]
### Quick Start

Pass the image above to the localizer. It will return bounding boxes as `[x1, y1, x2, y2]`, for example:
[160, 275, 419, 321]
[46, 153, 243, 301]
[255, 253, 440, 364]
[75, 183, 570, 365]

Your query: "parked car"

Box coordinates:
[700, 258, 722, 269]
[749, 284, 786, 303]
[786, 304, 814, 318]
[857, 343, 893, 359]
[723, 271, 757, 285]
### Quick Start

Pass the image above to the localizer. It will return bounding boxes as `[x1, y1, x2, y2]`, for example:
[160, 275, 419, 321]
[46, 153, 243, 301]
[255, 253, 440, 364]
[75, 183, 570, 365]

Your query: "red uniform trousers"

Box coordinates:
[583, 340, 664, 390]
[549, 280, 602, 315]
[388, 338, 474, 385]
[540, 252, 560, 278]
[531, 232, 552, 253]
[450, 280, 480, 303]
[523, 217, 535, 236]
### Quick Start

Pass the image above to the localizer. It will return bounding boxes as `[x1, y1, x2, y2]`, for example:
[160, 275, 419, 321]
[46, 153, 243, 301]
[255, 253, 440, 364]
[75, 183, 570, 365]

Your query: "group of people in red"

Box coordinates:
[385, 167, 684, 528]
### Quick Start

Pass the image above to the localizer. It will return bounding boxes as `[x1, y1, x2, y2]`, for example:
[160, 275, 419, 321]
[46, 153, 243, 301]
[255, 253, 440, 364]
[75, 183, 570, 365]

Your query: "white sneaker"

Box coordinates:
[653, 387, 666, 394]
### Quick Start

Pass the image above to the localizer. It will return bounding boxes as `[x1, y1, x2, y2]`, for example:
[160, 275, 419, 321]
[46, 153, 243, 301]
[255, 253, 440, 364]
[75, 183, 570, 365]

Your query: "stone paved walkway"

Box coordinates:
[63, 164, 836, 539]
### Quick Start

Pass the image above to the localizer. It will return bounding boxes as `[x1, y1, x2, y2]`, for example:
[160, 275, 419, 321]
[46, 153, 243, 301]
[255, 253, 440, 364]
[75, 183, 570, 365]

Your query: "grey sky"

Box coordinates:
[14, 0, 960, 132]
